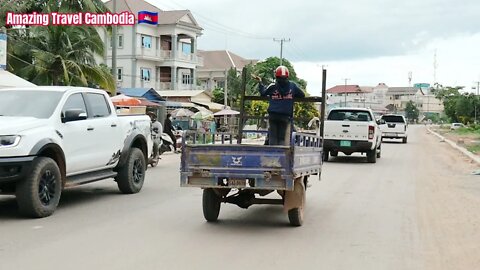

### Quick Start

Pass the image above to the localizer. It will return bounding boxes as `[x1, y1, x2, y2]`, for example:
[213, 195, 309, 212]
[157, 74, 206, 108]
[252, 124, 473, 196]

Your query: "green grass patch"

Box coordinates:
[466, 144, 480, 154]
[452, 127, 480, 136]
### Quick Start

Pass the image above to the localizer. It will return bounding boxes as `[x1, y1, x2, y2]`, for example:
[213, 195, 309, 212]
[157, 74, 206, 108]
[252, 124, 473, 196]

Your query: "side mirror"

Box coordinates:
[377, 119, 386, 125]
[62, 109, 87, 123]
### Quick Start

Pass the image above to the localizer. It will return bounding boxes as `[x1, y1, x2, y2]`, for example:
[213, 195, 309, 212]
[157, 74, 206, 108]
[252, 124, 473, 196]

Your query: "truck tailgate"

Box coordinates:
[181, 144, 295, 190]
[324, 121, 370, 141]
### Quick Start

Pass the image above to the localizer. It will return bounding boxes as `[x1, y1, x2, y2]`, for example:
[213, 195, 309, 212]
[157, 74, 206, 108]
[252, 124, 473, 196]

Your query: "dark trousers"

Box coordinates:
[268, 114, 292, 146]
[166, 131, 176, 150]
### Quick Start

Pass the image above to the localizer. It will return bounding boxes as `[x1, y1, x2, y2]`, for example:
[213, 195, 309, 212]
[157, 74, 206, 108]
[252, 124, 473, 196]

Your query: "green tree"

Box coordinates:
[9, 25, 115, 91]
[405, 101, 419, 122]
[3, 0, 114, 92]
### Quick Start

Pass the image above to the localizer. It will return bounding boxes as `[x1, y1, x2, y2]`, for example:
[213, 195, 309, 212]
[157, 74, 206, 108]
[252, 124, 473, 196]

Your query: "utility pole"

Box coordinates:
[320, 67, 327, 138]
[473, 81, 479, 124]
[273, 38, 290, 66]
[224, 69, 228, 126]
[342, 78, 350, 107]
[111, 0, 118, 95]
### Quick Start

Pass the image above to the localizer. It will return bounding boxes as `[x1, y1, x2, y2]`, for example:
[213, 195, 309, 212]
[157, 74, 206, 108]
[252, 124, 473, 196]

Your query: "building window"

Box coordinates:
[141, 68, 151, 81]
[182, 74, 191, 85]
[117, 68, 123, 81]
[110, 34, 123, 48]
[141, 35, 152, 48]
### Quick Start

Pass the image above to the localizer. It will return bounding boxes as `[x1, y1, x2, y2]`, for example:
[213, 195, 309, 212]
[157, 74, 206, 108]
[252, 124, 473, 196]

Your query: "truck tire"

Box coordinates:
[376, 145, 381, 158]
[117, 148, 146, 194]
[330, 151, 338, 157]
[202, 188, 221, 222]
[402, 137, 408, 144]
[322, 150, 329, 162]
[367, 148, 377, 163]
[16, 157, 62, 218]
[288, 208, 304, 227]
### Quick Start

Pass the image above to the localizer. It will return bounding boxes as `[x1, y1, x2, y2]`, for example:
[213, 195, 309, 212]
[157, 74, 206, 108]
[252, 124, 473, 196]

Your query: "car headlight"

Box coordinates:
[0, 135, 21, 147]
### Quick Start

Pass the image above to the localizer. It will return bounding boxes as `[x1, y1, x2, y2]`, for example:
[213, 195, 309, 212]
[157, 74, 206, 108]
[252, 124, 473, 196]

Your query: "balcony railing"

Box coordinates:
[136, 48, 202, 65]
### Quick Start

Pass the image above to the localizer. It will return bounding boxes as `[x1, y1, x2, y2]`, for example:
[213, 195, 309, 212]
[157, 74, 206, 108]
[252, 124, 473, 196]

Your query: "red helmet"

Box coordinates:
[275, 66, 289, 78]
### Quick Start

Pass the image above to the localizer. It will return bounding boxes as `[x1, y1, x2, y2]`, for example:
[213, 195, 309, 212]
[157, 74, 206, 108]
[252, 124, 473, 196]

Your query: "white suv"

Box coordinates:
[379, 114, 408, 143]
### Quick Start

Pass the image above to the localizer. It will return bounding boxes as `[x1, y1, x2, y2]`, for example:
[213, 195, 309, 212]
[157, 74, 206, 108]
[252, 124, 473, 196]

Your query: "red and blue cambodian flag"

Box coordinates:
[138, 11, 158, 25]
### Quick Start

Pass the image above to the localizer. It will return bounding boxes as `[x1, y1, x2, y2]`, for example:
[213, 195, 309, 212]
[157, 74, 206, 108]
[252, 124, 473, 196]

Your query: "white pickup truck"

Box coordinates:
[379, 114, 408, 143]
[0, 87, 152, 217]
[323, 108, 382, 163]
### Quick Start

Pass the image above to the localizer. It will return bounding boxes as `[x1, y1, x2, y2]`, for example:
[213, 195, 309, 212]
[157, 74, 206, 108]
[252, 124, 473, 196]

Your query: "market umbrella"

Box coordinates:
[111, 94, 141, 106]
[192, 110, 213, 120]
[171, 108, 194, 117]
[213, 109, 240, 116]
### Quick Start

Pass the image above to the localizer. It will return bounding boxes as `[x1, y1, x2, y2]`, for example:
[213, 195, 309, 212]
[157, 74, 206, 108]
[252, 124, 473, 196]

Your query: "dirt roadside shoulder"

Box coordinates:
[416, 127, 480, 270]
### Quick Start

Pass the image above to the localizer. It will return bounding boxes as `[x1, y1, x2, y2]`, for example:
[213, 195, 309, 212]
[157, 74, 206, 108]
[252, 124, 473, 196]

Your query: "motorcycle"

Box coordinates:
[159, 133, 175, 155]
[148, 127, 162, 167]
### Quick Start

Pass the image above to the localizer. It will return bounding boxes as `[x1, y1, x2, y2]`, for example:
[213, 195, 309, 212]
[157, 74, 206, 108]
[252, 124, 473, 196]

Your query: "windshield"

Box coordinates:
[0, 90, 64, 119]
[328, 110, 372, 122]
[381, 115, 405, 123]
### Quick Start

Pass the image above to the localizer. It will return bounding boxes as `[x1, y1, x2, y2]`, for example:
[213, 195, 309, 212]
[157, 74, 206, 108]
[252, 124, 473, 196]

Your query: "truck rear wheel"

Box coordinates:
[330, 151, 338, 157]
[16, 157, 62, 218]
[402, 137, 408, 144]
[117, 148, 146, 194]
[202, 188, 221, 222]
[322, 150, 329, 162]
[367, 148, 377, 163]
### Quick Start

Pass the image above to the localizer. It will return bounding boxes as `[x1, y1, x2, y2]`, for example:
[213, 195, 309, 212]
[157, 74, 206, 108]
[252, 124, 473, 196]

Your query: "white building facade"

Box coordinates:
[101, 0, 203, 91]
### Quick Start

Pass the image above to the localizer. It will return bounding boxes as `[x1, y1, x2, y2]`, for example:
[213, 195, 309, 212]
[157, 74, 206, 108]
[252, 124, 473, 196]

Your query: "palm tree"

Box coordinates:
[3, 0, 115, 92]
[10, 25, 115, 91]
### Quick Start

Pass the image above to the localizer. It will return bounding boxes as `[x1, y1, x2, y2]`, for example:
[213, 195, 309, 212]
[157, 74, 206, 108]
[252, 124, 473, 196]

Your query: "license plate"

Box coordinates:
[340, 140, 351, 147]
[228, 179, 246, 186]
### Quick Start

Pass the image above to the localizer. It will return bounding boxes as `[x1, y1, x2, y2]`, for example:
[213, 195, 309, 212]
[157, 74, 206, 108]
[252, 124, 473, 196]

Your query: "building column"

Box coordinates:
[191, 37, 195, 54]
[192, 69, 196, 90]
[171, 66, 177, 90]
[171, 34, 177, 59]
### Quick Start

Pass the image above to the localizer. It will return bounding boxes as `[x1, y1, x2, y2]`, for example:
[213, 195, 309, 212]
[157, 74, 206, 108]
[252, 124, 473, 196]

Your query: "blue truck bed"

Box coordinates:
[180, 132, 323, 191]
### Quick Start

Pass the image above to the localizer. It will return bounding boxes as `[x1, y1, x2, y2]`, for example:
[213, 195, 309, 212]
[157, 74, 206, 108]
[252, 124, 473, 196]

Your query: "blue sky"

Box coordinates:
[147, 0, 480, 95]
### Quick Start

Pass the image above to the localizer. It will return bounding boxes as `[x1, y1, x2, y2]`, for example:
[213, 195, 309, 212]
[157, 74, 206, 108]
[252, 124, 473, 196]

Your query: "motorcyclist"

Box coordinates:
[164, 113, 177, 152]
[148, 112, 162, 159]
[253, 66, 305, 145]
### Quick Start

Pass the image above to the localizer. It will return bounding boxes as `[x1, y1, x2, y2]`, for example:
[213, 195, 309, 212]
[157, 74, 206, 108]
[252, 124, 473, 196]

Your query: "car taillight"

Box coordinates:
[368, 125, 374, 139]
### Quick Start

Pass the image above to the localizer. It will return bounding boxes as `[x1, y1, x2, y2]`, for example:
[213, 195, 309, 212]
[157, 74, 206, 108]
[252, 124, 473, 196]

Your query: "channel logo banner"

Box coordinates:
[138, 11, 158, 25]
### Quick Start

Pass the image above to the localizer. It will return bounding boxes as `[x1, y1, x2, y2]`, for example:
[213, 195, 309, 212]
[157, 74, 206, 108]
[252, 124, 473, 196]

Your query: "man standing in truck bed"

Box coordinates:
[254, 66, 305, 145]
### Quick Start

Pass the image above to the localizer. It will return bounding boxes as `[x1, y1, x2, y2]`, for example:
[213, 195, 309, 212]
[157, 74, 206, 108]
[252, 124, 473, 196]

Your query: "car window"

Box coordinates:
[86, 93, 111, 118]
[62, 93, 87, 118]
[328, 110, 372, 121]
[381, 115, 405, 123]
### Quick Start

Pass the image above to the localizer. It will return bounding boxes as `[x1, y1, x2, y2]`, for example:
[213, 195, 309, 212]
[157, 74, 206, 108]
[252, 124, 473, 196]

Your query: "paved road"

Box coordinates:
[1, 126, 479, 270]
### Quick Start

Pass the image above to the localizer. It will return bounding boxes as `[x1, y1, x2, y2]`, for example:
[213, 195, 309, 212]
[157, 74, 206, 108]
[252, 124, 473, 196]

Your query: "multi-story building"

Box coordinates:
[102, 0, 203, 91]
[197, 50, 256, 91]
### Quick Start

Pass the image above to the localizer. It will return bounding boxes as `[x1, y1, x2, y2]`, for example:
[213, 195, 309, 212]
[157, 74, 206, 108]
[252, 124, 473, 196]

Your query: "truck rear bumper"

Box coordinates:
[382, 132, 407, 139]
[324, 140, 373, 154]
[0, 156, 35, 184]
[181, 172, 295, 191]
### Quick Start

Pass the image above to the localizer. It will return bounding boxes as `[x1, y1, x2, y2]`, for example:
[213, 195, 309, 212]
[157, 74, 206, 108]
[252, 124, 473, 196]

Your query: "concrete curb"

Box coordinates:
[427, 127, 480, 165]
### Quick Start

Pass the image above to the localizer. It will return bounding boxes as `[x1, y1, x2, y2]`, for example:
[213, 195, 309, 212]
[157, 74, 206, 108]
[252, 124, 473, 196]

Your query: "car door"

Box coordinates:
[84, 93, 123, 170]
[58, 93, 97, 174]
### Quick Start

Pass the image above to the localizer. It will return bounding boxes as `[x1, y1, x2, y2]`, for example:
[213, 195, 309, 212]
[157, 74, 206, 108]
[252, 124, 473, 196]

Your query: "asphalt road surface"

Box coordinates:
[1, 126, 479, 270]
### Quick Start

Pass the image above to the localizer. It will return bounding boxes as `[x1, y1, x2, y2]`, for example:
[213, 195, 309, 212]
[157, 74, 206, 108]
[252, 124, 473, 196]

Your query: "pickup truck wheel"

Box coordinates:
[402, 137, 408, 144]
[330, 151, 338, 157]
[203, 188, 221, 222]
[367, 148, 377, 163]
[322, 150, 329, 162]
[16, 157, 62, 218]
[377, 145, 382, 158]
[117, 148, 146, 194]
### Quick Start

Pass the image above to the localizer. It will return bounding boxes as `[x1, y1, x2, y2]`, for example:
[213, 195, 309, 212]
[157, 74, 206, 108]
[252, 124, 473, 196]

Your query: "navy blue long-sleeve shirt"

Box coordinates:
[259, 81, 305, 117]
